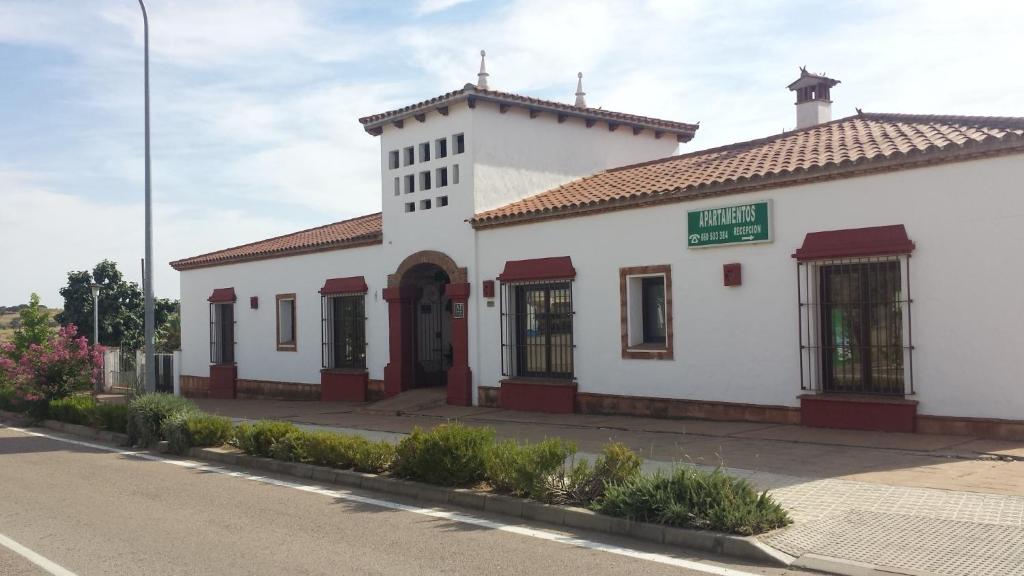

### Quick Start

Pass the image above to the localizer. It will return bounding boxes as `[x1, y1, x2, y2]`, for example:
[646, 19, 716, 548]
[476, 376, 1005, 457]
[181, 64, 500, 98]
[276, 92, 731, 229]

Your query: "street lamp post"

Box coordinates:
[139, 0, 156, 393]
[90, 282, 101, 393]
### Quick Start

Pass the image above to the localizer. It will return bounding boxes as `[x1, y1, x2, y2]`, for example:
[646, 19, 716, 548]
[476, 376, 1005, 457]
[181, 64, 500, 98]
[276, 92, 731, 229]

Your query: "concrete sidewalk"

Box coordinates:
[193, 394, 1024, 576]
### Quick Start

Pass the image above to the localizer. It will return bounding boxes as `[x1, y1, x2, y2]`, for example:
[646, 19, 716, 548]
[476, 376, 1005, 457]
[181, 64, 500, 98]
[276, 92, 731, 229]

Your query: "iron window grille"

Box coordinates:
[797, 256, 913, 396]
[209, 302, 235, 364]
[321, 294, 366, 370]
[500, 280, 574, 379]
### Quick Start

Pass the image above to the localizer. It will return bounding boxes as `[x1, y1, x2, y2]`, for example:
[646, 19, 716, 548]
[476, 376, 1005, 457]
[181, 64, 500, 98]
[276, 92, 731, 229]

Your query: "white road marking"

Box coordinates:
[1, 425, 763, 576]
[0, 532, 79, 576]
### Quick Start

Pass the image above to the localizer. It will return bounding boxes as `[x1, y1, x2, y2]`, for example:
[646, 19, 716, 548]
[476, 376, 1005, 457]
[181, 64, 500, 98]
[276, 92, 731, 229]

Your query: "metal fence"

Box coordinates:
[103, 347, 175, 396]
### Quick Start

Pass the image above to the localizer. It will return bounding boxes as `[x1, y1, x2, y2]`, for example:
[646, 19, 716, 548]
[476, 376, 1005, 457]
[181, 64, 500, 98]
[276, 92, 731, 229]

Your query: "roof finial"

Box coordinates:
[574, 72, 587, 108]
[477, 50, 489, 90]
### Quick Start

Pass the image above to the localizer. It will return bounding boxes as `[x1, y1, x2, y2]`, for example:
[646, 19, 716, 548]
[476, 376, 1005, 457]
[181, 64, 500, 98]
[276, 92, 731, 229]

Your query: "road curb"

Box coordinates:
[186, 445, 795, 567]
[791, 553, 940, 576]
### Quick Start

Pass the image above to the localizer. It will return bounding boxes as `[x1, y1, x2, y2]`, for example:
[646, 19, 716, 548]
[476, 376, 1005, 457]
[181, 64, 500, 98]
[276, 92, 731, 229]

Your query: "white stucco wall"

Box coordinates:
[475, 154, 1024, 421]
[471, 100, 680, 213]
[179, 243, 387, 384]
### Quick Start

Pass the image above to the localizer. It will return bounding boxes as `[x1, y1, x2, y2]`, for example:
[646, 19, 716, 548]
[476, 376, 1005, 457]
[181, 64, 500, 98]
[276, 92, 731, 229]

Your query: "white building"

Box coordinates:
[172, 58, 1024, 439]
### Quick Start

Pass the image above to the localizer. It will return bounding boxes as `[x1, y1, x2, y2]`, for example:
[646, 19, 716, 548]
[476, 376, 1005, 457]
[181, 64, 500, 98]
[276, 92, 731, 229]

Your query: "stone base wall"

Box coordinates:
[477, 386, 500, 408]
[917, 414, 1024, 441]
[237, 379, 319, 401]
[575, 392, 801, 425]
[181, 375, 209, 398]
[367, 379, 386, 402]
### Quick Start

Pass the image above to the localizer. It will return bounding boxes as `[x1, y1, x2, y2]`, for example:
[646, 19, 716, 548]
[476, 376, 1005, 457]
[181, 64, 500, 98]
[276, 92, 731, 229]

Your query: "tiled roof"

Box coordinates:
[471, 112, 1024, 228]
[358, 84, 698, 141]
[170, 213, 382, 271]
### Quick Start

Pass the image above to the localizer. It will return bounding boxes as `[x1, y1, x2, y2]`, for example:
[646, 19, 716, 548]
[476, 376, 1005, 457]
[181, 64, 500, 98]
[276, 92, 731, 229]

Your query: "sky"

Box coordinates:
[1, 0, 1022, 307]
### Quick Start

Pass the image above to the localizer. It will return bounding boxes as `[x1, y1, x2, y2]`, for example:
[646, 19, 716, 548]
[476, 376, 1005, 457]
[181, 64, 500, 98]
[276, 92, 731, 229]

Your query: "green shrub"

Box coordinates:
[596, 467, 791, 535]
[160, 410, 193, 455]
[232, 420, 301, 457]
[268, 430, 309, 461]
[485, 438, 576, 499]
[351, 439, 396, 474]
[0, 385, 17, 412]
[127, 393, 198, 447]
[393, 423, 495, 486]
[186, 414, 233, 447]
[92, 403, 128, 432]
[160, 412, 234, 455]
[48, 395, 97, 426]
[543, 442, 643, 506]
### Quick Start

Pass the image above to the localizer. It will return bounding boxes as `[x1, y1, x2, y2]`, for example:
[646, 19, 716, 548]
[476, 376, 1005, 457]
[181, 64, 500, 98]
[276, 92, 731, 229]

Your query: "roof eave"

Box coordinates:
[170, 234, 383, 272]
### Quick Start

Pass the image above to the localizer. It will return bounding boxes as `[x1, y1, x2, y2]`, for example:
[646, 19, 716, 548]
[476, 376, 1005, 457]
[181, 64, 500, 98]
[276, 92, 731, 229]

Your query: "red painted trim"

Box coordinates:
[208, 364, 237, 399]
[482, 280, 495, 298]
[321, 369, 368, 402]
[445, 282, 472, 406]
[500, 379, 577, 414]
[793, 224, 915, 261]
[799, 394, 917, 433]
[320, 276, 368, 295]
[208, 287, 237, 303]
[498, 256, 576, 282]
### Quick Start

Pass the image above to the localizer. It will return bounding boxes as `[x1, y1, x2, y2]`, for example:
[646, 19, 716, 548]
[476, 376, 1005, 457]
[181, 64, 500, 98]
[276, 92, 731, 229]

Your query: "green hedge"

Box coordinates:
[127, 393, 198, 448]
[597, 467, 791, 535]
[485, 438, 576, 499]
[232, 420, 301, 457]
[263, 429, 395, 474]
[92, 403, 128, 433]
[47, 395, 97, 426]
[393, 424, 495, 486]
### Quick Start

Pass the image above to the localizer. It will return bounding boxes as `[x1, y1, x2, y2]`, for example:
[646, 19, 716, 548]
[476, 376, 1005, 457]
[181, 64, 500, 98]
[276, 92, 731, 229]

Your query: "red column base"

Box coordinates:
[447, 366, 473, 406]
[499, 379, 577, 414]
[209, 364, 237, 399]
[800, 394, 918, 433]
[321, 370, 368, 402]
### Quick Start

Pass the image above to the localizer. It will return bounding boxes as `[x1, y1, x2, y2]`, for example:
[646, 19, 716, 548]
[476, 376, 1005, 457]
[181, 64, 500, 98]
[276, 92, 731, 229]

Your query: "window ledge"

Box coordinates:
[276, 345, 297, 352]
[623, 343, 673, 360]
[321, 367, 368, 375]
[798, 393, 917, 405]
[500, 377, 576, 388]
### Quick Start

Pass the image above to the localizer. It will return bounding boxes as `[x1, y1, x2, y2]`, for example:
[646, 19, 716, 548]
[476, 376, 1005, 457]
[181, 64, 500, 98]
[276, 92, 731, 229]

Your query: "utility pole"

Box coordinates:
[140, 0, 155, 393]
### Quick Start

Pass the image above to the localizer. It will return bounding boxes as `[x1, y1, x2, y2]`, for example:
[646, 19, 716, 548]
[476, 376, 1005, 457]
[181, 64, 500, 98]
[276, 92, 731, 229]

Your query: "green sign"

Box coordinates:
[687, 200, 772, 248]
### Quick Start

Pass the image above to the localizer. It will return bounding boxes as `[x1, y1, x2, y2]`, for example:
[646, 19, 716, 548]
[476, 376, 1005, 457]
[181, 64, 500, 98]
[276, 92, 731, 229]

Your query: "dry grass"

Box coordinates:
[0, 308, 62, 343]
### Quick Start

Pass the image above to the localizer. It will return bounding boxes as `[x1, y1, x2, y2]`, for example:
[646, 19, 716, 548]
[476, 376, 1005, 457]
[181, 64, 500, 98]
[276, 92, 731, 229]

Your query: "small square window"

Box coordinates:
[437, 195, 448, 207]
[435, 138, 448, 158]
[420, 171, 431, 191]
[452, 164, 460, 185]
[393, 177, 400, 196]
[403, 146, 414, 166]
[405, 202, 415, 213]
[420, 199, 431, 210]
[388, 150, 399, 170]
[404, 174, 415, 194]
[621, 266, 673, 359]
[436, 167, 448, 187]
[453, 133, 465, 154]
[419, 142, 430, 162]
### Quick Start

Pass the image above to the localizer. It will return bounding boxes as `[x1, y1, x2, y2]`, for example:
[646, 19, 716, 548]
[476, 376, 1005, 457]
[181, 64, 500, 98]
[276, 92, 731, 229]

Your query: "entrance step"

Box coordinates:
[358, 387, 447, 416]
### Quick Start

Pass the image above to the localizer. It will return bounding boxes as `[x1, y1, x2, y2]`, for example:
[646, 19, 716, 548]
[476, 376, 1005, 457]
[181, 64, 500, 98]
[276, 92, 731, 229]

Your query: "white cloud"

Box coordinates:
[417, 0, 476, 16]
[0, 169, 305, 307]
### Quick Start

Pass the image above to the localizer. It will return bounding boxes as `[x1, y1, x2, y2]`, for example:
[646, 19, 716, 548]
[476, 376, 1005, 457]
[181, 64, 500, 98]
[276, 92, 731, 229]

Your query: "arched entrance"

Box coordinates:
[383, 251, 472, 405]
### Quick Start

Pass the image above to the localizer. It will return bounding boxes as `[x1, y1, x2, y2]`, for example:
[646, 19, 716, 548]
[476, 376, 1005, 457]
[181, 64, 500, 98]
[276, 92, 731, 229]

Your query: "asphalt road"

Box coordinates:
[0, 426, 808, 576]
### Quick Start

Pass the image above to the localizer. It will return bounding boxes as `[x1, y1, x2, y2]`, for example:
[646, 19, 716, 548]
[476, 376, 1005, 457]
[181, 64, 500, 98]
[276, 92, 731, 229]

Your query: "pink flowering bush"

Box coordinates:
[0, 324, 103, 418]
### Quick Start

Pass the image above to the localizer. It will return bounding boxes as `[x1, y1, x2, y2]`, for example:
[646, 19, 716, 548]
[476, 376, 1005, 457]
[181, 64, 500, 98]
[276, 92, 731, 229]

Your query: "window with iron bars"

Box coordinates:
[209, 302, 235, 364]
[797, 256, 913, 395]
[321, 294, 366, 370]
[500, 280, 574, 379]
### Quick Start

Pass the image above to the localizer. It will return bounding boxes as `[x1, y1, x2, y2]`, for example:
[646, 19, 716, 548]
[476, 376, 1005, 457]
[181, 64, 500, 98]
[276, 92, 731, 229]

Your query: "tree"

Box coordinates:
[156, 310, 181, 353]
[10, 293, 54, 359]
[56, 260, 178, 350]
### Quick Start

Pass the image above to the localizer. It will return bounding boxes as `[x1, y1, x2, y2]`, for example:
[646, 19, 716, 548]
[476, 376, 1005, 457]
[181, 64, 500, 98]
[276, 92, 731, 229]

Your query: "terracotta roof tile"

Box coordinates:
[358, 84, 698, 141]
[471, 112, 1024, 227]
[170, 212, 382, 271]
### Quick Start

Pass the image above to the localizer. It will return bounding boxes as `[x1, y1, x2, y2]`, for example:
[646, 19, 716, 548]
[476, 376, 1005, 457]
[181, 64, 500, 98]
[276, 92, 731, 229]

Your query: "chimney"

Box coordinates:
[787, 67, 840, 129]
